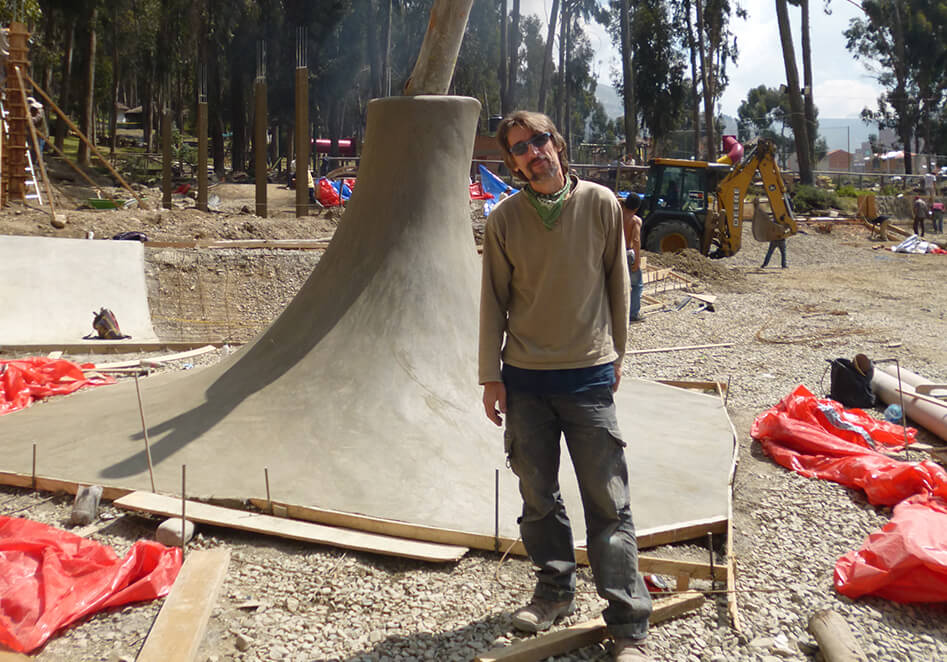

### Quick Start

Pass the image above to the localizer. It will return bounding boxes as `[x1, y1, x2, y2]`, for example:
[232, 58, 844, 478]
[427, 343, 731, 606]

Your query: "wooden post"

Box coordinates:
[162, 108, 172, 209]
[254, 77, 267, 218]
[197, 101, 208, 212]
[807, 609, 868, 662]
[3, 23, 30, 204]
[294, 66, 308, 218]
[403, 0, 475, 96]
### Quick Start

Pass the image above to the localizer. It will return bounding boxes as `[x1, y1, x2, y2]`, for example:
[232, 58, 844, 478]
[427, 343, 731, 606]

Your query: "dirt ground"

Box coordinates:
[3, 160, 947, 661]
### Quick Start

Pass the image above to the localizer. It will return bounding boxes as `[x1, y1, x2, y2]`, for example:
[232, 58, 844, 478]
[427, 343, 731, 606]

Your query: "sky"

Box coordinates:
[520, 0, 884, 120]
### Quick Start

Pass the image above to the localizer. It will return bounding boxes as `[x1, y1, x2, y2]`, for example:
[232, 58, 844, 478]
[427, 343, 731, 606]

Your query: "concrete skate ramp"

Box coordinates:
[0, 97, 733, 543]
[0, 235, 158, 345]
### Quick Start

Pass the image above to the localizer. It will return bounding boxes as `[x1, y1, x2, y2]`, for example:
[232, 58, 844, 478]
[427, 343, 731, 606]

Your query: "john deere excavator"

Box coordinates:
[639, 139, 797, 258]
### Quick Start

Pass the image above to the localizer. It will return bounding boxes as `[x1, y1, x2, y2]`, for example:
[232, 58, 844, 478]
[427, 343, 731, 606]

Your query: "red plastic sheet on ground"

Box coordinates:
[749, 384, 947, 506]
[0, 357, 116, 416]
[0, 516, 181, 653]
[752, 384, 947, 602]
[835, 495, 947, 602]
[469, 181, 493, 200]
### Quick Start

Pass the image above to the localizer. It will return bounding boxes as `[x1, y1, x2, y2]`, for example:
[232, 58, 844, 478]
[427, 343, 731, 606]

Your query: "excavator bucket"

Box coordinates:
[751, 198, 790, 242]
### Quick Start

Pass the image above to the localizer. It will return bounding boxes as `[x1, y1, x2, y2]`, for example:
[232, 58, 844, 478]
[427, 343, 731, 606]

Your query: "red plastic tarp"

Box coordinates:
[835, 494, 947, 602]
[749, 384, 946, 507]
[469, 181, 493, 200]
[0, 516, 182, 653]
[0, 358, 116, 416]
[752, 384, 947, 602]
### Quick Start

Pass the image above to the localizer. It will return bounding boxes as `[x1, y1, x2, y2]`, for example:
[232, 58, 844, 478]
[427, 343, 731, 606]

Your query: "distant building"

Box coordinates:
[819, 149, 852, 171]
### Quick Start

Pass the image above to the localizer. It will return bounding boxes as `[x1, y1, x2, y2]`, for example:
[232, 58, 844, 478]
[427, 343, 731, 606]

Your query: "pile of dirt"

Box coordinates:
[645, 248, 750, 290]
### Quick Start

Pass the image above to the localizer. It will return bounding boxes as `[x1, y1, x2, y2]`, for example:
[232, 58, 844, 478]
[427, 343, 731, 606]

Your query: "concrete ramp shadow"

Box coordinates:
[0, 96, 733, 544]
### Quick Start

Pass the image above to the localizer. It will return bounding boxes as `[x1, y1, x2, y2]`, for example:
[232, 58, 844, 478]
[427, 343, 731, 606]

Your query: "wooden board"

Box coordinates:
[247, 498, 726, 562]
[115, 491, 468, 563]
[0, 470, 132, 501]
[473, 592, 705, 662]
[136, 548, 231, 662]
[145, 238, 331, 250]
[90, 345, 217, 370]
[0, 341, 231, 355]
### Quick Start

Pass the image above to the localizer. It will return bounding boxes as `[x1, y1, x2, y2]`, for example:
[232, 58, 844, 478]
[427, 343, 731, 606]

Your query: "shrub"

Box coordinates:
[792, 184, 841, 213]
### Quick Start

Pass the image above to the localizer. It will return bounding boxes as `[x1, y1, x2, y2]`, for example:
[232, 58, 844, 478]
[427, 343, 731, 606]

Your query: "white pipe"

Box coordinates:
[871, 368, 947, 442]
[876, 363, 927, 388]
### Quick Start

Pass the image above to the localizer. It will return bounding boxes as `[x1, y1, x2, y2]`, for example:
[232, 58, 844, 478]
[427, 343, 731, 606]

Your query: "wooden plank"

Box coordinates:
[656, 379, 728, 393]
[626, 342, 734, 356]
[637, 555, 725, 583]
[0, 341, 232, 355]
[246, 498, 725, 560]
[637, 516, 728, 549]
[687, 293, 717, 305]
[0, 652, 33, 661]
[136, 548, 231, 662]
[115, 492, 468, 563]
[0, 471, 132, 501]
[641, 268, 672, 284]
[91, 345, 216, 370]
[144, 239, 331, 250]
[473, 592, 704, 662]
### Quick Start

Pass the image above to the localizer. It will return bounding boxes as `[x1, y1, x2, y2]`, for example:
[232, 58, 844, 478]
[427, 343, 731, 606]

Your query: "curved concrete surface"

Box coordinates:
[0, 235, 158, 345]
[0, 97, 733, 542]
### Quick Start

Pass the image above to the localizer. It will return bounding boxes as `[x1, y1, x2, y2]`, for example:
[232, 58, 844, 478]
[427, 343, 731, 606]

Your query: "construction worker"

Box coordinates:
[622, 192, 645, 322]
[479, 110, 653, 662]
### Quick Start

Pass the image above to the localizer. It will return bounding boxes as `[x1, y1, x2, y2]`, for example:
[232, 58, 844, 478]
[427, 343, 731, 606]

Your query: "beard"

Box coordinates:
[525, 155, 560, 183]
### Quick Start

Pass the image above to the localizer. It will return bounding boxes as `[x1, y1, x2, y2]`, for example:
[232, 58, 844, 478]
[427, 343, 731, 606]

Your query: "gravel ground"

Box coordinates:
[3, 216, 947, 662]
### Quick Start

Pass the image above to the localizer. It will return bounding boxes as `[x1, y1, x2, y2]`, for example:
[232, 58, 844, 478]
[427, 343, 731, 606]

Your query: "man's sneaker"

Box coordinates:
[629, 316, 645, 323]
[510, 597, 575, 633]
[613, 637, 653, 661]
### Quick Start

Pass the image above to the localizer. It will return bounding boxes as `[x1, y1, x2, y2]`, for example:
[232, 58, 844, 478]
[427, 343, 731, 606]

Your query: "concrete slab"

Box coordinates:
[0, 97, 733, 545]
[0, 235, 158, 345]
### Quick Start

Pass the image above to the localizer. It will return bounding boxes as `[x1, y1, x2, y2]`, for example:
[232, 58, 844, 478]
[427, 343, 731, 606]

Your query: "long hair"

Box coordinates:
[496, 110, 569, 179]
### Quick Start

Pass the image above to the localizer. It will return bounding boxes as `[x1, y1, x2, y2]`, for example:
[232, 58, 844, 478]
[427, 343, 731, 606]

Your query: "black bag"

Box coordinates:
[828, 355, 876, 409]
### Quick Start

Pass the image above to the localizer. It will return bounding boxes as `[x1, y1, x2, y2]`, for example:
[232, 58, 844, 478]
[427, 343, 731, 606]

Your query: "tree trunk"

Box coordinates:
[367, 0, 383, 98]
[800, 0, 816, 168]
[563, 13, 573, 152]
[109, 15, 119, 156]
[77, 3, 97, 167]
[383, 0, 392, 95]
[775, 0, 812, 183]
[55, 22, 75, 152]
[537, 0, 559, 115]
[507, 0, 520, 110]
[891, 0, 912, 174]
[695, 0, 714, 160]
[619, 0, 636, 159]
[556, 1, 568, 130]
[499, 0, 508, 114]
[684, 0, 700, 159]
[231, 61, 246, 173]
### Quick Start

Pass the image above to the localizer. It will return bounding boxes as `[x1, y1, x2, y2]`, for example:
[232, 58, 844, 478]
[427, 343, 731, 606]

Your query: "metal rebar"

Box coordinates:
[181, 464, 187, 560]
[494, 469, 500, 554]
[31, 443, 36, 490]
[707, 532, 716, 592]
[134, 374, 158, 492]
[724, 376, 732, 408]
[265, 467, 272, 514]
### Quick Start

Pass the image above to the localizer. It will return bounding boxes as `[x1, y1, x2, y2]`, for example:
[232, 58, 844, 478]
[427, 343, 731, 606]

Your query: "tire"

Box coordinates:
[644, 219, 700, 253]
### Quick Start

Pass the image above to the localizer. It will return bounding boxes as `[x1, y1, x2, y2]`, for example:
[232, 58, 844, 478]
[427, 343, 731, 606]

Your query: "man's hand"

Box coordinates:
[482, 381, 507, 426]
[613, 361, 622, 393]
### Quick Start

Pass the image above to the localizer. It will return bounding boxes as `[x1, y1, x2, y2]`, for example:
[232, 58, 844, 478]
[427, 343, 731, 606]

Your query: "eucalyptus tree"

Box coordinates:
[846, 0, 947, 174]
[775, 0, 812, 183]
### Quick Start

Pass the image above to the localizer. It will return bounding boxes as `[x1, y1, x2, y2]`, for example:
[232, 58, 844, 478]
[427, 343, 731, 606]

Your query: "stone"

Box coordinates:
[155, 517, 196, 546]
[70, 485, 103, 525]
[235, 632, 253, 652]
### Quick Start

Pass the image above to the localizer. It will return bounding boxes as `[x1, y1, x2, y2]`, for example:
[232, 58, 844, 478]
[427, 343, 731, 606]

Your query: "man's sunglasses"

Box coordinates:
[509, 132, 552, 156]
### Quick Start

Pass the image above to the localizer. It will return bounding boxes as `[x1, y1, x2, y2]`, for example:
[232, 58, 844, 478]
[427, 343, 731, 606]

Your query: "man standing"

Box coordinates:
[622, 193, 645, 322]
[479, 111, 653, 662]
[913, 196, 929, 237]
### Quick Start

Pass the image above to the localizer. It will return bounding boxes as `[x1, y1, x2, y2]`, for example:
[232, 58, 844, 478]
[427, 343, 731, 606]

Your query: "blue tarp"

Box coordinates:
[478, 165, 518, 216]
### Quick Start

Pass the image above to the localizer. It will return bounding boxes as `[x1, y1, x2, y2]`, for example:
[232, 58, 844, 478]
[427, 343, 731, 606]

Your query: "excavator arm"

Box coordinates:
[713, 140, 796, 256]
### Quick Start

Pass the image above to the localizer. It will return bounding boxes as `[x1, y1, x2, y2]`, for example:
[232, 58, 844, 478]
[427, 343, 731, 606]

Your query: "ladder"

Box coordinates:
[25, 147, 41, 204]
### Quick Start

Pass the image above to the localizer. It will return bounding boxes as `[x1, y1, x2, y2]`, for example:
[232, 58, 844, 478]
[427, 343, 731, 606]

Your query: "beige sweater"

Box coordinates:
[479, 177, 629, 384]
